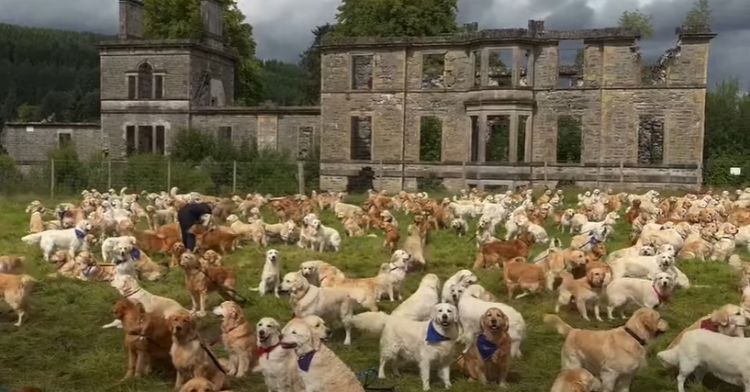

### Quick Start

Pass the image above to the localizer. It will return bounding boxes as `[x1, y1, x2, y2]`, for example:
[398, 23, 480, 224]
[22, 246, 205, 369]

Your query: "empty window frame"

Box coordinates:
[155, 126, 165, 155]
[518, 115, 529, 162]
[488, 49, 514, 87]
[127, 75, 137, 99]
[350, 116, 372, 160]
[557, 115, 582, 163]
[126, 125, 136, 156]
[58, 132, 72, 147]
[638, 116, 664, 165]
[519, 49, 533, 87]
[137, 126, 154, 153]
[422, 53, 446, 89]
[486, 115, 510, 162]
[470, 116, 480, 162]
[351, 55, 374, 90]
[558, 40, 584, 88]
[137, 63, 154, 99]
[154, 74, 164, 99]
[218, 126, 232, 143]
[419, 116, 442, 162]
[298, 126, 314, 159]
[127, 125, 166, 156]
[473, 50, 482, 87]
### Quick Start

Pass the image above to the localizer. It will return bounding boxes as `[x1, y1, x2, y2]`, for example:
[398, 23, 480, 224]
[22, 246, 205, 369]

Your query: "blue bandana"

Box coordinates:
[588, 236, 600, 246]
[74, 229, 86, 240]
[130, 248, 141, 261]
[425, 322, 451, 343]
[297, 350, 315, 372]
[476, 334, 499, 361]
[83, 265, 97, 278]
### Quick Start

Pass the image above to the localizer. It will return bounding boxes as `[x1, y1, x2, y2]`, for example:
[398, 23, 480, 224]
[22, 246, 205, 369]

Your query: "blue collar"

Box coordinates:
[83, 265, 97, 278]
[476, 334, 499, 361]
[588, 236, 600, 246]
[74, 229, 86, 240]
[425, 322, 451, 343]
[297, 350, 315, 372]
[130, 248, 141, 261]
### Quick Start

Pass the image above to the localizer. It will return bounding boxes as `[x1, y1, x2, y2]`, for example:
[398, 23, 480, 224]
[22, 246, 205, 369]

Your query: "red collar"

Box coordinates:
[256, 343, 280, 359]
[653, 285, 670, 304]
[700, 318, 720, 332]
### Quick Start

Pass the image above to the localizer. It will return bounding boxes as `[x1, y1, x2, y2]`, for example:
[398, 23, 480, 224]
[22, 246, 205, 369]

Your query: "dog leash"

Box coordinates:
[199, 266, 249, 305]
[200, 339, 228, 374]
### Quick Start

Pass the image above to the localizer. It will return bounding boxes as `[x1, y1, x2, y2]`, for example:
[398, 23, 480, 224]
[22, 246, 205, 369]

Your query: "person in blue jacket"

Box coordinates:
[177, 202, 214, 251]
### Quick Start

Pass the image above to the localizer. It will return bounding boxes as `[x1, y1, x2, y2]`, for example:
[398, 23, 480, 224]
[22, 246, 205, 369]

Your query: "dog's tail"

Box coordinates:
[350, 311, 389, 335]
[543, 314, 573, 337]
[21, 233, 43, 245]
[656, 347, 680, 368]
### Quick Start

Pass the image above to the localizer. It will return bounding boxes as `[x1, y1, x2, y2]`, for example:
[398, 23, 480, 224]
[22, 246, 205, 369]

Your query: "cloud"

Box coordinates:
[0, 0, 747, 87]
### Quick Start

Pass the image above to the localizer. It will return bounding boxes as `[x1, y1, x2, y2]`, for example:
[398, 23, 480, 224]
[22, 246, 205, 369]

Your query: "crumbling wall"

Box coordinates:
[583, 42, 603, 87]
[602, 42, 640, 87]
[533, 90, 601, 163]
[638, 117, 664, 164]
[667, 38, 710, 86]
[533, 45, 558, 89]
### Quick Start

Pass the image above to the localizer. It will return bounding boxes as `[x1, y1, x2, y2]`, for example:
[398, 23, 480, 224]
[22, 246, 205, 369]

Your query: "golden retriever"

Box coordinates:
[212, 301, 256, 377]
[113, 298, 172, 379]
[457, 307, 511, 386]
[0, 273, 37, 326]
[0, 255, 25, 274]
[473, 231, 536, 269]
[550, 368, 602, 392]
[180, 252, 236, 317]
[502, 256, 546, 299]
[169, 313, 226, 390]
[555, 268, 610, 322]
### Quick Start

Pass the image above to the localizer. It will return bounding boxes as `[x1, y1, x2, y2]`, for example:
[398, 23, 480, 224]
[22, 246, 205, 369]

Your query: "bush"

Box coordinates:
[0, 154, 23, 193]
[171, 128, 216, 163]
[704, 153, 750, 188]
[236, 149, 298, 195]
[49, 146, 88, 194]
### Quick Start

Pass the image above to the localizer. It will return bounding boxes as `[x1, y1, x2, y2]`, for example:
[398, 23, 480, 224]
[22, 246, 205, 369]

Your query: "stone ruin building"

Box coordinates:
[1, 2, 716, 192]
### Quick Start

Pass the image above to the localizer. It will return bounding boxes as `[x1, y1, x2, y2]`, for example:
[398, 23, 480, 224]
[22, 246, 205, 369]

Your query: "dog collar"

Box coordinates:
[425, 322, 451, 343]
[256, 343, 280, 359]
[130, 248, 141, 261]
[83, 265, 97, 277]
[652, 285, 670, 305]
[700, 318, 720, 332]
[123, 288, 142, 298]
[75, 229, 86, 240]
[297, 350, 316, 372]
[624, 327, 647, 346]
[476, 334, 499, 361]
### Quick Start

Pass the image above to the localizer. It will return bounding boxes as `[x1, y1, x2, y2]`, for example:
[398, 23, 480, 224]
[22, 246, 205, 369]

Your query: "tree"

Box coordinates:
[619, 9, 654, 39]
[1, 86, 20, 122]
[299, 24, 335, 105]
[40, 90, 73, 121]
[334, 0, 458, 37]
[144, 0, 262, 104]
[683, 0, 712, 32]
[16, 104, 42, 122]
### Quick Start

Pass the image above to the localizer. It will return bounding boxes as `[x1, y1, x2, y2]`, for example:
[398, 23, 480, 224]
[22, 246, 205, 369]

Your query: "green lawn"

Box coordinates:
[0, 194, 745, 392]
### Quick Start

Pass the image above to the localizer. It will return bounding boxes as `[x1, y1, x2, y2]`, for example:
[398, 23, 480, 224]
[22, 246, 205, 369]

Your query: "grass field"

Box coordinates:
[0, 194, 746, 392]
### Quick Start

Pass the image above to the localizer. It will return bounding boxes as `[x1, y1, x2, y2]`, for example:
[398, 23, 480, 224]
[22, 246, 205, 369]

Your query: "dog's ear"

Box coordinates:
[128, 236, 137, 246]
[711, 308, 731, 327]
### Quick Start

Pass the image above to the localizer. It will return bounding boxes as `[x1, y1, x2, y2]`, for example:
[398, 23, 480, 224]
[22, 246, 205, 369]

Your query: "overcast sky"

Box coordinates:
[0, 0, 747, 88]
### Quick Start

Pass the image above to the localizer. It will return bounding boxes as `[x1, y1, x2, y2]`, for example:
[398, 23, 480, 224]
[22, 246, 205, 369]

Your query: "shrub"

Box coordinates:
[171, 128, 216, 163]
[0, 154, 23, 193]
[49, 146, 88, 194]
[704, 153, 750, 188]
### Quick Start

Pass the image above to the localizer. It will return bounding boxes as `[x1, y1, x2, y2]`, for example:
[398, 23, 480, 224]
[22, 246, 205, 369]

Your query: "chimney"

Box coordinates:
[201, 0, 224, 49]
[119, 0, 144, 40]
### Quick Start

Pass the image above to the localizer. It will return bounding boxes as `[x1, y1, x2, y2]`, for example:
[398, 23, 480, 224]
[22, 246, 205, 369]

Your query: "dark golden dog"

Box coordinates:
[457, 307, 511, 386]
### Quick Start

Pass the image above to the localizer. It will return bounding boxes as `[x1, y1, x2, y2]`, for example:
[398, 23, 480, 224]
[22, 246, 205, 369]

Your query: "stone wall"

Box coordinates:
[100, 46, 193, 100]
[1, 123, 103, 161]
[190, 50, 236, 106]
[101, 112, 189, 158]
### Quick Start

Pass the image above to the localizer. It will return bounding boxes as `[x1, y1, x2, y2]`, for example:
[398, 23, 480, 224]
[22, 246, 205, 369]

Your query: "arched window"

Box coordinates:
[137, 63, 153, 99]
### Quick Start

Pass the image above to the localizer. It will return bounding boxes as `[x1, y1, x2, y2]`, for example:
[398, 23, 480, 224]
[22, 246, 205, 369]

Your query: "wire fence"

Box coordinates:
[1, 158, 320, 197]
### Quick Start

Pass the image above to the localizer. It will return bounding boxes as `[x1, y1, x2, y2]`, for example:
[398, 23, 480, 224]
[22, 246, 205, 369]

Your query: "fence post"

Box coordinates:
[597, 165, 602, 188]
[461, 161, 467, 190]
[619, 160, 624, 185]
[297, 161, 305, 195]
[543, 160, 548, 188]
[232, 161, 237, 194]
[167, 159, 172, 191]
[50, 159, 55, 199]
[107, 158, 112, 190]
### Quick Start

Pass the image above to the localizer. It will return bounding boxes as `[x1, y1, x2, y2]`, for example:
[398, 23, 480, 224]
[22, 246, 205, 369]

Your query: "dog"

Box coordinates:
[458, 285, 526, 359]
[104, 274, 188, 328]
[605, 272, 675, 320]
[402, 223, 427, 269]
[113, 298, 172, 379]
[279, 271, 354, 345]
[0, 273, 37, 326]
[658, 327, 750, 392]
[101, 235, 138, 263]
[180, 252, 237, 317]
[473, 231, 536, 269]
[226, 214, 267, 247]
[21, 219, 92, 261]
[381, 222, 400, 253]
[250, 249, 281, 297]
[178, 377, 220, 392]
[545, 308, 668, 392]
[299, 260, 346, 287]
[378, 303, 461, 390]
[328, 263, 393, 311]
[169, 313, 227, 390]
[666, 304, 748, 350]
[503, 256, 546, 299]
[450, 217, 469, 237]
[279, 318, 365, 392]
[554, 268, 610, 322]
[212, 301, 256, 378]
[441, 269, 478, 305]
[550, 368, 603, 392]
[456, 307, 511, 386]
[254, 317, 304, 392]
[190, 225, 238, 254]
[0, 255, 25, 274]
[544, 248, 587, 290]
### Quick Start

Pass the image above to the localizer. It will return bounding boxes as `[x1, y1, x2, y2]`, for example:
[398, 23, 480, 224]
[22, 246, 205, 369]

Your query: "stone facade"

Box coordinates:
[319, 21, 715, 192]
[1, 123, 102, 162]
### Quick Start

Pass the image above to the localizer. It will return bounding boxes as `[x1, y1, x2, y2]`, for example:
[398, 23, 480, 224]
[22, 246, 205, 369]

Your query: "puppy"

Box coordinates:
[280, 318, 365, 392]
[169, 313, 226, 390]
[113, 298, 172, 379]
[546, 308, 668, 392]
[378, 304, 461, 390]
[605, 273, 675, 320]
[503, 256, 546, 299]
[212, 301, 256, 378]
[180, 252, 237, 317]
[456, 308, 511, 386]
[555, 268, 609, 322]
[251, 249, 281, 297]
[550, 368, 603, 392]
[0, 255, 25, 274]
[0, 273, 37, 326]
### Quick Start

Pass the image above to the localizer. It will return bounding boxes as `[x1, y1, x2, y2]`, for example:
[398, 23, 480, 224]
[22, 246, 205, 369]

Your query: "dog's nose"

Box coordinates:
[259, 330, 266, 337]
[441, 314, 448, 321]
